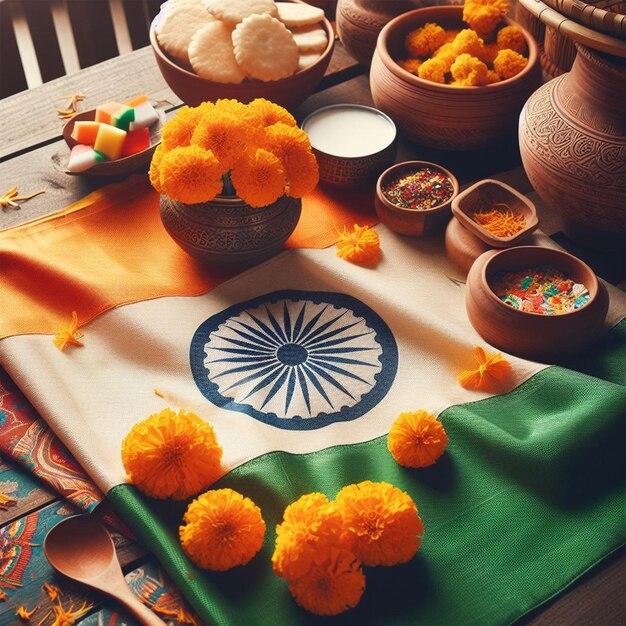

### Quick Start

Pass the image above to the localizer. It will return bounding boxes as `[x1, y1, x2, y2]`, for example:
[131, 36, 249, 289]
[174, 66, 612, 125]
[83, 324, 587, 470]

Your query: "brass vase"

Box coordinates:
[160, 194, 302, 267]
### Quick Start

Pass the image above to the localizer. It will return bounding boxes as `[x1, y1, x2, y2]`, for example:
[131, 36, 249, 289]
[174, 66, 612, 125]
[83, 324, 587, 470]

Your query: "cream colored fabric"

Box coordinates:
[1, 227, 623, 493]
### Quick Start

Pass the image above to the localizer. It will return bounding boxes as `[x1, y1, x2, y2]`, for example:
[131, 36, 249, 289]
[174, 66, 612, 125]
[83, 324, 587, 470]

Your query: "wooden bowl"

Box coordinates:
[369, 6, 543, 150]
[466, 246, 609, 362]
[375, 160, 459, 236]
[149, 7, 335, 110]
[63, 108, 165, 176]
[451, 179, 539, 247]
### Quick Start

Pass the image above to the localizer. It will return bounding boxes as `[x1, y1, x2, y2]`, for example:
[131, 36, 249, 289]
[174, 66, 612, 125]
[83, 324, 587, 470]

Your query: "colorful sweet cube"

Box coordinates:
[94, 124, 127, 160]
[121, 128, 151, 158]
[67, 144, 106, 173]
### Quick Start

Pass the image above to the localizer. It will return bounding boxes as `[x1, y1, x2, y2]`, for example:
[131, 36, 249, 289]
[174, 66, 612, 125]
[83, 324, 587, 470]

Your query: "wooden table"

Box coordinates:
[0, 38, 624, 626]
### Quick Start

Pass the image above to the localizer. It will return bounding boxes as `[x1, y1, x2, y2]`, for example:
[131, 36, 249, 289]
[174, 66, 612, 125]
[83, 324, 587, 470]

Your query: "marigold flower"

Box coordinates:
[336, 224, 381, 266]
[272, 493, 344, 580]
[450, 53, 490, 86]
[191, 111, 248, 172]
[159, 145, 223, 204]
[398, 58, 423, 75]
[263, 123, 319, 197]
[161, 105, 207, 150]
[417, 56, 448, 83]
[53, 311, 84, 351]
[496, 25, 526, 54]
[481, 41, 500, 64]
[288, 547, 365, 616]
[388, 410, 448, 467]
[248, 98, 297, 127]
[179, 488, 266, 570]
[149, 142, 166, 193]
[463, 0, 508, 34]
[493, 48, 528, 79]
[213, 98, 253, 120]
[230, 148, 286, 207]
[458, 345, 512, 391]
[405, 22, 447, 57]
[486, 69, 501, 83]
[452, 29, 485, 58]
[50, 600, 92, 626]
[121, 408, 222, 500]
[335, 481, 424, 566]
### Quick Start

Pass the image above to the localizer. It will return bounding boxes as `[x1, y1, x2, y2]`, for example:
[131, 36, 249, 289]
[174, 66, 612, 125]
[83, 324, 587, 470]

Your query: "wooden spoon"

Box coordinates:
[44, 514, 167, 626]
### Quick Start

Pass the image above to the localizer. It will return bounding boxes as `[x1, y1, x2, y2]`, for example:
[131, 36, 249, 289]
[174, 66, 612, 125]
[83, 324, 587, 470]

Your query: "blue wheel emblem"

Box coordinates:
[190, 290, 398, 430]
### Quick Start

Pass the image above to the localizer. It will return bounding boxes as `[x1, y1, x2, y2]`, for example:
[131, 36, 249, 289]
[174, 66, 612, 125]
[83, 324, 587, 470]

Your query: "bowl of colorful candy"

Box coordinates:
[149, 0, 335, 110]
[466, 246, 609, 362]
[63, 96, 165, 176]
[369, 4, 543, 150]
[375, 160, 459, 236]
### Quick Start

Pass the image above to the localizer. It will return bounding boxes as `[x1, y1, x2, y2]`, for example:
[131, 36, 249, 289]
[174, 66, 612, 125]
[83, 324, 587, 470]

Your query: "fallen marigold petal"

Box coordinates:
[336, 224, 380, 266]
[288, 547, 365, 616]
[335, 481, 424, 566]
[458, 345, 512, 391]
[49, 599, 92, 625]
[42, 582, 62, 602]
[53, 311, 84, 351]
[16, 604, 38, 621]
[388, 410, 448, 468]
[121, 408, 222, 500]
[180, 488, 266, 571]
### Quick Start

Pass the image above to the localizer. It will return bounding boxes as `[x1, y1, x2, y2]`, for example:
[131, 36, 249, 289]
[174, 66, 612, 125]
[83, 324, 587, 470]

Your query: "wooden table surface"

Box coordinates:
[0, 36, 624, 626]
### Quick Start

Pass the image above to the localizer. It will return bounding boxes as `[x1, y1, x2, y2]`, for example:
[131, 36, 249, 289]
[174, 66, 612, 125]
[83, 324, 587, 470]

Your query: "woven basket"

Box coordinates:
[540, 0, 626, 37]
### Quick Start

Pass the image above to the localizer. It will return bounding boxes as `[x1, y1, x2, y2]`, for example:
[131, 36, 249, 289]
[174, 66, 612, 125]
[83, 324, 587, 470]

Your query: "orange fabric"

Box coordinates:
[0, 176, 376, 339]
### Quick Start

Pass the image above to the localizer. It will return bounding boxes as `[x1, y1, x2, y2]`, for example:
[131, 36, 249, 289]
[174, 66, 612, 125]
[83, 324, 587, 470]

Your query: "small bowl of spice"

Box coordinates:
[375, 160, 459, 236]
[451, 179, 538, 247]
[466, 246, 609, 362]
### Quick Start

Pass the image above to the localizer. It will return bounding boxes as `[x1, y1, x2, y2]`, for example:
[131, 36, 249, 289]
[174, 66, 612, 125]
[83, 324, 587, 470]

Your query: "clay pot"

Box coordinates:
[519, 44, 626, 250]
[160, 194, 301, 267]
[149, 11, 334, 110]
[336, 0, 425, 66]
[375, 160, 459, 235]
[370, 6, 543, 150]
[465, 246, 609, 362]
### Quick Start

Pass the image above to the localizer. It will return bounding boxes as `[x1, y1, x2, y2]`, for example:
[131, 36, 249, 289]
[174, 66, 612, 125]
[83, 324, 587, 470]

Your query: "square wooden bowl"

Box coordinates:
[451, 179, 538, 247]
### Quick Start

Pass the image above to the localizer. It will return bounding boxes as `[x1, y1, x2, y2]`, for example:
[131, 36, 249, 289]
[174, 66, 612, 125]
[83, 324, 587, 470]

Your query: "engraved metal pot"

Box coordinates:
[519, 45, 626, 250]
[160, 194, 302, 267]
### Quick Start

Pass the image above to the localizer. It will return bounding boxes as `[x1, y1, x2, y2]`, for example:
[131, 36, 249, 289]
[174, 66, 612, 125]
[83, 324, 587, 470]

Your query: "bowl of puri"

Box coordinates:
[375, 160, 459, 236]
[369, 2, 543, 150]
[63, 95, 165, 176]
[465, 246, 609, 362]
[150, 0, 335, 110]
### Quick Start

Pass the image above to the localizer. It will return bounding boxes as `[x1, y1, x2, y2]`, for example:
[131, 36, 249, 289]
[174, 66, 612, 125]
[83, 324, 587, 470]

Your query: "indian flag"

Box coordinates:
[0, 176, 624, 625]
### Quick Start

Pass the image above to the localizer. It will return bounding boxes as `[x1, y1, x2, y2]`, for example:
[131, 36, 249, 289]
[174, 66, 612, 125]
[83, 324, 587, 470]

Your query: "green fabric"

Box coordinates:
[108, 320, 626, 626]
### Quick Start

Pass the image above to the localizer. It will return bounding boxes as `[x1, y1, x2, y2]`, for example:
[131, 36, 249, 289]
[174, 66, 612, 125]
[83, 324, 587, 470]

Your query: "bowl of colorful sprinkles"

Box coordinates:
[375, 160, 459, 236]
[452, 178, 538, 247]
[466, 246, 609, 362]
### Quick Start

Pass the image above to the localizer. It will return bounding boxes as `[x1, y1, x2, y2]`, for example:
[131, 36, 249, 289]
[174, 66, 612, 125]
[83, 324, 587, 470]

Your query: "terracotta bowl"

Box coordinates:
[466, 246, 609, 362]
[149, 6, 335, 110]
[375, 160, 459, 236]
[63, 108, 165, 176]
[369, 6, 543, 150]
[452, 179, 539, 247]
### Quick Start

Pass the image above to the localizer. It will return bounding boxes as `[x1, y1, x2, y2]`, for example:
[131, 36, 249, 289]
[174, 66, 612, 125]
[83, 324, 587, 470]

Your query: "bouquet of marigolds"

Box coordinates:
[149, 98, 319, 208]
[398, 0, 529, 86]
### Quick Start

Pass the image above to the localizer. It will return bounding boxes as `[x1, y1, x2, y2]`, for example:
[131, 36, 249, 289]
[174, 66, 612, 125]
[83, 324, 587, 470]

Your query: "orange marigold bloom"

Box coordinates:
[405, 22, 447, 58]
[16, 604, 38, 621]
[388, 410, 448, 468]
[417, 56, 448, 84]
[288, 547, 365, 616]
[272, 493, 344, 580]
[230, 148, 286, 207]
[248, 98, 297, 127]
[335, 481, 424, 566]
[121, 408, 223, 500]
[397, 58, 423, 76]
[452, 29, 485, 58]
[458, 345, 512, 391]
[50, 600, 92, 626]
[161, 105, 207, 150]
[179, 488, 266, 571]
[191, 110, 247, 172]
[493, 48, 528, 80]
[463, 0, 507, 35]
[159, 145, 223, 204]
[53, 311, 84, 351]
[450, 53, 490, 86]
[149, 142, 166, 193]
[336, 224, 380, 266]
[481, 41, 500, 64]
[496, 25, 526, 54]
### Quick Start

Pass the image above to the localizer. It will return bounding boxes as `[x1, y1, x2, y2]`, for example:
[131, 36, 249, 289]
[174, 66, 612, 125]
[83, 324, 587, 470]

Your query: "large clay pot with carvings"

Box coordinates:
[519, 45, 626, 250]
[160, 194, 301, 267]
